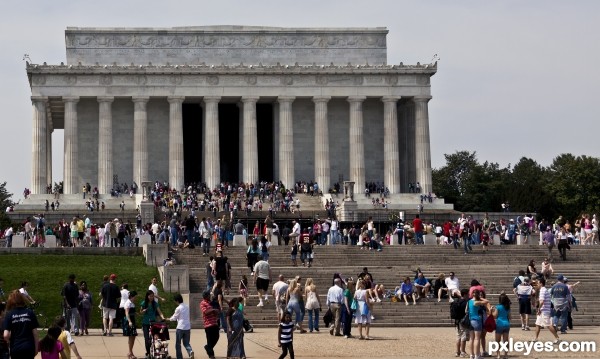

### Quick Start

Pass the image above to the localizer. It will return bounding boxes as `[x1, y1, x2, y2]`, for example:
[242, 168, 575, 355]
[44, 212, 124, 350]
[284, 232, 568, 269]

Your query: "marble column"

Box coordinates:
[46, 113, 53, 190]
[133, 96, 149, 187]
[383, 96, 401, 193]
[414, 96, 433, 194]
[313, 96, 331, 193]
[31, 96, 48, 194]
[347, 96, 366, 195]
[405, 102, 416, 190]
[242, 96, 259, 184]
[203, 96, 221, 190]
[278, 96, 295, 189]
[97, 96, 114, 194]
[63, 96, 79, 194]
[168, 96, 185, 191]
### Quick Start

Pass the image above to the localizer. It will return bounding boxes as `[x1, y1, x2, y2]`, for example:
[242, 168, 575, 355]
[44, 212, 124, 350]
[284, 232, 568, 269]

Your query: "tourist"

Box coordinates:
[260, 236, 271, 262]
[299, 229, 313, 267]
[122, 290, 138, 359]
[239, 275, 249, 306]
[543, 227, 555, 260]
[414, 272, 431, 299]
[468, 279, 486, 299]
[61, 274, 80, 336]
[118, 283, 130, 329]
[168, 294, 193, 359]
[533, 278, 560, 343]
[254, 254, 272, 307]
[303, 278, 322, 333]
[434, 273, 448, 301]
[556, 227, 570, 261]
[200, 290, 220, 359]
[100, 273, 120, 336]
[246, 239, 260, 275]
[19, 282, 36, 304]
[226, 297, 245, 359]
[451, 288, 469, 358]
[38, 326, 64, 359]
[290, 239, 298, 267]
[212, 280, 228, 332]
[140, 290, 165, 358]
[550, 274, 571, 334]
[397, 277, 417, 305]
[3, 290, 39, 358]
[149, 277, 167, 303]
[540, 258, 554, 279]
[272, 275, 289, 322]
[285, 279, 306, 333]
[341, 278, 355, 338]
[526, 260, 538, 279]
[78, 281, 92, 336]
[467, 289, 488, 359]
[277, 311, 295, 359]
[494, 293, 512, 359]
[354, 279, 373, 340]
[205, 256, 215, 291]
[70, 218, 79, 248]
[514, 277, 534, 331]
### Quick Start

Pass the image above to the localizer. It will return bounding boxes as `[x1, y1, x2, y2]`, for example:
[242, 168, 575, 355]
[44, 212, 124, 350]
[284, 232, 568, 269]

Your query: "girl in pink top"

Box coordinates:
[39, 326, 65, 359]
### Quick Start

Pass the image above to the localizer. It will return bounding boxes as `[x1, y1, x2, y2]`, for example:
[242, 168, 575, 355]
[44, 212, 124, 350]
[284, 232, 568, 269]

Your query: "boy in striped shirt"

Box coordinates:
[278, 311, 295, 359]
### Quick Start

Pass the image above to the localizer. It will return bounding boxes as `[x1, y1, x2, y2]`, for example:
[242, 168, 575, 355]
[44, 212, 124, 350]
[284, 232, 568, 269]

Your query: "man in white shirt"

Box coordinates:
[289, 220, 301, 244]
[443, 272, 461, 302]
[272, 275, 289, 321]
[326, 278, 344, 336]
[254, 255, 272, 307]
[168, 294, 194, 359]
[149, 277, 166, 302]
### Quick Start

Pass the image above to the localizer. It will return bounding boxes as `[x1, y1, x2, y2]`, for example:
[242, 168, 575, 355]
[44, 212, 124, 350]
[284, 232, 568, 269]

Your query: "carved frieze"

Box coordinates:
[207, 75, 219, 85]
[245, 75, 257, 85]
[281, 75, 294, 86]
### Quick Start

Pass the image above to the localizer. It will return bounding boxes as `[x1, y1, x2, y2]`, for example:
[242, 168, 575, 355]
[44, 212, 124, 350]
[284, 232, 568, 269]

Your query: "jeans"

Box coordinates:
[202, 237, 211, 254]
[396, 230, 405, 244]
[143, 324, 151, 355]
[66, 307, 80, 333]
[415, 232, 424, 245]
[204, 325, 220, 358]
[220, 311, 228, 331]
[6, 234, 12, 247]
[287, 301, 303, 324]
[554, 309, 569, 333]
[170, 229, 178, 247]
[79, 307, 91, 332]
[330, 230, 339, 244]
[453, 237, 460, 249]
[341, 306, 353, 336]
[175, 329, 193, 359]
[321, 232, 328, 245]
[463, 236, 472, 253]
[307, 308, 320, 331]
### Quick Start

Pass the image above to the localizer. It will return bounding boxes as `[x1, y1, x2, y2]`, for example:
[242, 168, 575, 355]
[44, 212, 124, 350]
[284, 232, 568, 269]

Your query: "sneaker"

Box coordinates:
[330, 327, 334, 335]
[370, 315, 375, 320]
[460, 352, 469, 358]
[315, 328, 319, 332]
[257, 302, 264, 307]
[190, 351, 194, 359]
[521, 325, 525, 330]
[525, 326, 530, 331]
[482, 352, 489, 357]
[554, 339, 561, 344]
[560, 331, 567, 334]
[376, 298, 382, 303]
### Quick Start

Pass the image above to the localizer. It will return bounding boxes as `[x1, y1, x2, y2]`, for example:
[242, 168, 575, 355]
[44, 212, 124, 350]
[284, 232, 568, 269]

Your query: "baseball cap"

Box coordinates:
[557, 274, 564, 281]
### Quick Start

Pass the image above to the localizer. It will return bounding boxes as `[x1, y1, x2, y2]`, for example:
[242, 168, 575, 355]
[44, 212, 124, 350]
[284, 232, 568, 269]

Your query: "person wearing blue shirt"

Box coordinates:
[493, 293, 511, 359]
[468, 289, 489, 359]
[414, 273, 431, 299]
[396, 277, 417, 306]
[550, 274, 571, 334]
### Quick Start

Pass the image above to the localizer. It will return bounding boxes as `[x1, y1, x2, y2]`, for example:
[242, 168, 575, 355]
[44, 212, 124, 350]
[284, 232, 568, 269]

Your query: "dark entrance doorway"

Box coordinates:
[257, 104, 274, 182]
[218, 104, 240, 183]
[183, 103, 203, 185]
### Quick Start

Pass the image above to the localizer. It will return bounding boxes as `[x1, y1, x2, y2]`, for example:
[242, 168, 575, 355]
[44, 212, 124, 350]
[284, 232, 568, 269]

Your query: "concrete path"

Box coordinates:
[34, 326, 599, 358]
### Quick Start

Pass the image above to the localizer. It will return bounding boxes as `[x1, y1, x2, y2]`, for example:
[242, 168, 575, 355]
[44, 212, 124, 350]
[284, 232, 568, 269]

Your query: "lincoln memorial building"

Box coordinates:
[26, 26, 436, 197]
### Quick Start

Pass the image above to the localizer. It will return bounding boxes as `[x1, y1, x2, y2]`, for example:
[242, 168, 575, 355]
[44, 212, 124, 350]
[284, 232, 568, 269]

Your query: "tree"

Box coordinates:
[506, 157, 556, 219]
[0, 182, 15, 229]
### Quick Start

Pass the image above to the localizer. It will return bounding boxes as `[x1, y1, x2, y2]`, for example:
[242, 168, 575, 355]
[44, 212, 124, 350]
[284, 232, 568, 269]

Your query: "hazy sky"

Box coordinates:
[1, 0, 599, 200]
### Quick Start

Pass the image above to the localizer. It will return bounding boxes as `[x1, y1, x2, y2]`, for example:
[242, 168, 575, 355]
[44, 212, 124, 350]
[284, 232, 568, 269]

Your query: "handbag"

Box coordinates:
[350, 298, 358, 310]
[484, 314, 496, 332]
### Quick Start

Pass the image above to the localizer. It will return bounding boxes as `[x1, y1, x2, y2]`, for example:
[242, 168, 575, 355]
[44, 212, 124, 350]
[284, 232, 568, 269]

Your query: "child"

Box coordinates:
[54, 316, 83, 359]
[290, 240, 298, 267]
[39, 326, 66, 359]
[278, 311, 295, 359]
[239, 275, 249, 306]
[215, 239, 223, 253]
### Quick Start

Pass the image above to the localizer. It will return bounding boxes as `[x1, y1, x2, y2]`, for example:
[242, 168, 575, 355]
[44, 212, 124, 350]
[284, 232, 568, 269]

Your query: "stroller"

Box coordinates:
[150, 322, 171, 359]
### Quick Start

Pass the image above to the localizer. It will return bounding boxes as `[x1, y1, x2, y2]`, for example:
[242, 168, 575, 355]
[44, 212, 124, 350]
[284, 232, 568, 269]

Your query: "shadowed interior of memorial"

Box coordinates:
[182, 103, 203, 184]
[257, 103, 274, 182]
[218, 104, 240, 183]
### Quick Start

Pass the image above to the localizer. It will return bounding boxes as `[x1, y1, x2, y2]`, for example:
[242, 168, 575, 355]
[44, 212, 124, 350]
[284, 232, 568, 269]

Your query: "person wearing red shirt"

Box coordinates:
[200, 290, 220, 359]
[413, 215, 424, 245]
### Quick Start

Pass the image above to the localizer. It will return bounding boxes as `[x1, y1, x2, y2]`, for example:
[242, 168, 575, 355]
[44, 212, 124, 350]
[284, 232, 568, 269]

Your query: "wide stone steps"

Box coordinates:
[175, 246, 600, 328]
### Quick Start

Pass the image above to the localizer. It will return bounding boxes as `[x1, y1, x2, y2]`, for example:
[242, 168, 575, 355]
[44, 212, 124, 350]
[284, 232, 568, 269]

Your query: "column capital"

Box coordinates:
[203, 96, 221, 104]
[312, 96, 331, 103]
[413, 95, 432, 103]
[132, 96, 150, 103]
[347, 96, 366, 103]
[167, 96, 185, 104]
[97, 96, 114, 103]
[241, 96, 259, 103]
[63, 96, 80, 103]
[277, 96, 296, 104]
[381, 96, 401, 103]
[30, 96, 48, 104]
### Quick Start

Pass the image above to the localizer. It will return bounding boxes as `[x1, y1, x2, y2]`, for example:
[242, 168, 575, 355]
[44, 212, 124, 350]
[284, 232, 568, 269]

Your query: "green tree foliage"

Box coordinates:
[0, 182, 15, 229]
[432, 152, 600, 222]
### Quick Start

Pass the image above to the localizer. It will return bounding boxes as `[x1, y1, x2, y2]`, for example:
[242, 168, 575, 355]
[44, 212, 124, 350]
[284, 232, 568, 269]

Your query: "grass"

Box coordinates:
[0, 254, 177, 329]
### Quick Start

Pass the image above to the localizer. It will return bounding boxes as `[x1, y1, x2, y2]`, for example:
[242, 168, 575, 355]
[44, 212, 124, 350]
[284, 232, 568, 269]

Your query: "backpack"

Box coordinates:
[450, 298, 466, 321]
[512, 276, 522, 289]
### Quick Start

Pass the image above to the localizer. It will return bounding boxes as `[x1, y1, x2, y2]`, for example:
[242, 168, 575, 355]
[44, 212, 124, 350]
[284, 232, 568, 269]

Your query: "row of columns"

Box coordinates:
[30, 95, 432, 195]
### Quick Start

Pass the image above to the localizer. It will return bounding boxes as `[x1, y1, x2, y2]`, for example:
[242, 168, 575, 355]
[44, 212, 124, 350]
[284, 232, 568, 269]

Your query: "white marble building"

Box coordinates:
[26, 26, 435, 196]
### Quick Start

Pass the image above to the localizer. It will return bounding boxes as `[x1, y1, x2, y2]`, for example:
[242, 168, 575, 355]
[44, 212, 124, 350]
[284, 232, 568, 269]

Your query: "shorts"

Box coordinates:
[496, 326, 510, 335]
[519, 298, 532, 315]
[470, 319, 483, 332]
[256, 278, 270, 292]
[102, 307, 116, 319]
[456, 327, 469, 342]
[290, 254, 297, 260]
[78, 232, 84, 240]
[535, 313, 552, 327]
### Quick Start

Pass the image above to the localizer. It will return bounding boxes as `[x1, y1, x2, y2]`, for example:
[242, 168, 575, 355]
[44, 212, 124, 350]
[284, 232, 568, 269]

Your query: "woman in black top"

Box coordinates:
[2, 290, 39, 359]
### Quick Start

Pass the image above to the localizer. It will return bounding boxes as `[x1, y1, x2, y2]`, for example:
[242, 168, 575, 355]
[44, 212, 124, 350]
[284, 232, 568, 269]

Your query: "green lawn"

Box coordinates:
[0, 254, 177, 329]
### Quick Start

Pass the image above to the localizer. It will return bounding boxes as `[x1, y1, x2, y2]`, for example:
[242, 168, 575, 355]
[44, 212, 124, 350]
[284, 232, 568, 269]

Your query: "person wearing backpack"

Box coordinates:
[450, 289, 469, 358]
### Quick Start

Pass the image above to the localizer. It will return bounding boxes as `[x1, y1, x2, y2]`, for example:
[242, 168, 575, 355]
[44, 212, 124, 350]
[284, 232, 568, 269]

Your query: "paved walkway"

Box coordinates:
[34, 326, 599, 358]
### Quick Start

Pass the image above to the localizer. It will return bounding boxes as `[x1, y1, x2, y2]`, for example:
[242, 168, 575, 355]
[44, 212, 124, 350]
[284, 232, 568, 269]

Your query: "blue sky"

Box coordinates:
[1, 0, 599, 200]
